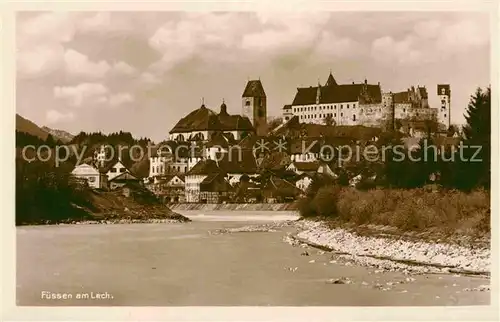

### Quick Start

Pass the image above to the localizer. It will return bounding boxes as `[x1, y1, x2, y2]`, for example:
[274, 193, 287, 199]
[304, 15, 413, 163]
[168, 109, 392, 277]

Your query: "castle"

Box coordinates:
[283, 72, 451, 130]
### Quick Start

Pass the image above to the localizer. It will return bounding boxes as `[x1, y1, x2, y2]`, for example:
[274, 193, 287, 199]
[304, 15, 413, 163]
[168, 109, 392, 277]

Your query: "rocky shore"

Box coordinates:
[286, 220, 490, 276]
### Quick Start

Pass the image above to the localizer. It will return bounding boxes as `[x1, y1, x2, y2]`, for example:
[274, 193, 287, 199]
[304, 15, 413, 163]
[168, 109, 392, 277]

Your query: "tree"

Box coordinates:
[455, 86, 491, 189]
[268, 117, 283, 132]
[323, 114, 335, 126]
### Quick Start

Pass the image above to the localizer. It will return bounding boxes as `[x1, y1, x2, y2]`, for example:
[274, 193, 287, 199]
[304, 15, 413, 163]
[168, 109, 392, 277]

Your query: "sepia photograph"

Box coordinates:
[4, 2, 497, 320]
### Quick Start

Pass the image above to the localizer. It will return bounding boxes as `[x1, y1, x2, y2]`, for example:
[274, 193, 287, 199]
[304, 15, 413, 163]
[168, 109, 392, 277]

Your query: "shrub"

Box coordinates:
[311, 186, 341, 218]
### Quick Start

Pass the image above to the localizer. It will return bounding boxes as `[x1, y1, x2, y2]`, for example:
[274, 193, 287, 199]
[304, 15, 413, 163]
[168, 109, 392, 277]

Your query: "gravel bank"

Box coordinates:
[287, 221, 490, 275]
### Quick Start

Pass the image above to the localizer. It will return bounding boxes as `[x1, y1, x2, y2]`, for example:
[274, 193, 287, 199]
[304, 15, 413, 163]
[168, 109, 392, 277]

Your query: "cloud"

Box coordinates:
[371, 36, 423, 65]
[17, 44, 65, 78]
[46, 109, 75, 123]
[54, 83, 109, 107]
[139, 72, 161, 84]
[148, 13, 252, 71]
[109, 93, 134, 107]
[112, 61, 137, 76]
[63, 49, 111, 79]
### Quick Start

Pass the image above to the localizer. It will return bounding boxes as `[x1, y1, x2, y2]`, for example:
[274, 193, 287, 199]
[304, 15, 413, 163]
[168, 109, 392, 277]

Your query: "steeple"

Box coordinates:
[220, 98, 228, 115]
[325, 71, 337, 87]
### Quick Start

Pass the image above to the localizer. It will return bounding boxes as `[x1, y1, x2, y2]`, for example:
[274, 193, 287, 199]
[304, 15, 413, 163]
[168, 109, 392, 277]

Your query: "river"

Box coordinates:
[16, 211, 490, 306]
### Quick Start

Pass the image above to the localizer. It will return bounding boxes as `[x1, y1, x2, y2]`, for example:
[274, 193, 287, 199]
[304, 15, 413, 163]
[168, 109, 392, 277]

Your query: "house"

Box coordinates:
[184, 159, 223, 203]
[148, 174, 186, 203]
[105, 158, 131, 181]
[71, 163, 108, 190]
[108, 171, 140, 190]
[287, 161, 320, 175]
[199, 173, 232, 204]
[216, 149, 259, 186]
[262, 176, 302, 203]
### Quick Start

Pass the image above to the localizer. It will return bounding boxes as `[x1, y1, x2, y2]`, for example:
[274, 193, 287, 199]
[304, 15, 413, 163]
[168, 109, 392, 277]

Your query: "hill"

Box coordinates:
[16, 114, 49, 141]
[41, 126, 74, 143]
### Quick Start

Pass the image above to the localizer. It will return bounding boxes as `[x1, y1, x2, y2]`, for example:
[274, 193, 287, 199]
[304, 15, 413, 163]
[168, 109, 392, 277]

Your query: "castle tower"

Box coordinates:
[437, 84, 451, 129]
[242, 79, 267, 136]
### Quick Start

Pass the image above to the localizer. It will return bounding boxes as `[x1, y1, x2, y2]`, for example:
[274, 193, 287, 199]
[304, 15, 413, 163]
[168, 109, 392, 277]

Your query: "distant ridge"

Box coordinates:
[41, 126, 74, 143]
[16, 114, 49, 141]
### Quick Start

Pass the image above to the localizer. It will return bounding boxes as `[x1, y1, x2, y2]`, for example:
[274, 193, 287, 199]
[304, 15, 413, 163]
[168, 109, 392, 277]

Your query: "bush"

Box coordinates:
[301, 185, 490, 234]
[311, 186, 341, 218]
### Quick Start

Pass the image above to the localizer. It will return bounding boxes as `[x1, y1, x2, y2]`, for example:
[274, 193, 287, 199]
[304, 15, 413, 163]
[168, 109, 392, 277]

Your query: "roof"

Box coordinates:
[418, 87, 428, 99]
[200, 173, 232, 192]
[216, 149, 258, 174]
[242, 80, 266, 97]
[325, 73, 338, 87]
[186, 159, 222, 176]
[170, 104, 254, 134]
[283, 104, 292, 110]
[290, 161, 320, 172]
[109, 172, 139, 182]
[206, 131, 230, 148]
[263, 176, 302, 196]
[393, 91, 411, 104]
[292, 81, 381, 106]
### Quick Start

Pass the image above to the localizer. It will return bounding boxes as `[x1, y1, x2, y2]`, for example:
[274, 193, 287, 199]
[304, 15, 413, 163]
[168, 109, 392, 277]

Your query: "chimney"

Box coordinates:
[352, 81, 355, 84]
[364, 79, 367, 85]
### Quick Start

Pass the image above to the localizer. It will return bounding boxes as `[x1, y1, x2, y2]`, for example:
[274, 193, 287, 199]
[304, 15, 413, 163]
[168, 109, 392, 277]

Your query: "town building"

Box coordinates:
[168, 101, 255, 142]
[286, 72, 383, 126]
[437, 84, 451, 129]
[242, 79, 268, 136]
[108, 171, 140, 190]
[284, 71, 449, 129]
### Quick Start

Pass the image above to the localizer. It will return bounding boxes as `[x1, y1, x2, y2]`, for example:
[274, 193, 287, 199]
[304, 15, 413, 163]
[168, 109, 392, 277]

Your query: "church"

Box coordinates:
[168, 79, 268, 143]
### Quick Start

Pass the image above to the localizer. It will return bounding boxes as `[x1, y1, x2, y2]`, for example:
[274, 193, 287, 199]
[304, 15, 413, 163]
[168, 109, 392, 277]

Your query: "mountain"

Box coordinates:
[41, 126, 74, 143]
[16, 114, 48, 141]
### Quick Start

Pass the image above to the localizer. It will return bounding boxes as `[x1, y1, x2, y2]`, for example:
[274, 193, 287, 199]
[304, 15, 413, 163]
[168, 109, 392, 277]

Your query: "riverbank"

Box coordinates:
[169, 203, 299, 211]
[285, 220, 490, 276]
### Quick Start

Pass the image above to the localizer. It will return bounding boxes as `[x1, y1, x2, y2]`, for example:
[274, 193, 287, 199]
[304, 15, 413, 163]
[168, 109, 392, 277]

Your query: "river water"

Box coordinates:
[16, 211, 490, 306]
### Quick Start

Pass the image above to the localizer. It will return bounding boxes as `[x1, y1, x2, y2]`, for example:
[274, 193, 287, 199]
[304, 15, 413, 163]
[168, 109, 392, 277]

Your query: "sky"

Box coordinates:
[16, 11, 490, 142]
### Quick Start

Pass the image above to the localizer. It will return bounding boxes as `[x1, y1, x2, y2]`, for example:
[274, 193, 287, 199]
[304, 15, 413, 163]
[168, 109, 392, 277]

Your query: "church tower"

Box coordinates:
[437, 84, 451, 129]
[242, 79, 267, 136]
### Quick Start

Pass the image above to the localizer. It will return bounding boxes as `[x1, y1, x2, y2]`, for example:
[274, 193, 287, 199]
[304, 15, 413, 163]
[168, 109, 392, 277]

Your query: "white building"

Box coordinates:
[437, 84, 451, 129]
[286, 73, 383, 126]
[71, 163, 107, 190]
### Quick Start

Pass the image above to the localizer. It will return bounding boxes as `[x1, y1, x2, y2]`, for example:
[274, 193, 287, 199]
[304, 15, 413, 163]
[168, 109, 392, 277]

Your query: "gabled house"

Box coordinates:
[287, 161, 320, 175]
[216, 149, 259, 186]
[104, 158, 131, 182]
[71, 163, 108, 190]
[184, 159, 223, 203]
[148, 174, 186, 203]
[262, 176, 302, 203]
[108, 171, 140, 190]
[199, 173, 232, 204]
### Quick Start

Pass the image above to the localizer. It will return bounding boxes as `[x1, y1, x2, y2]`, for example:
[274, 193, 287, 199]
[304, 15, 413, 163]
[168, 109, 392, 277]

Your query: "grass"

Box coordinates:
[299, 187, 490, 236]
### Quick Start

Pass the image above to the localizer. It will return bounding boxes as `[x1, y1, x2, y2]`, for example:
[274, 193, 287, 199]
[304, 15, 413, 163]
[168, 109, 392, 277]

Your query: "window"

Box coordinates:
[444, 114, 447, 118]
[120, 168, 126, 173]
[334, 105, 337, 110]
[347, 104, 350, 109]
[334, 113, 337, 117]
[245, 100, 250, 106]
[340, 104, 343, 109]
[353, 114, 356, 121]
[441, 100, 446, 104]
[88, 176, 96, 182]
[341, 113, 343, 117]
[403, 108, 406, 113]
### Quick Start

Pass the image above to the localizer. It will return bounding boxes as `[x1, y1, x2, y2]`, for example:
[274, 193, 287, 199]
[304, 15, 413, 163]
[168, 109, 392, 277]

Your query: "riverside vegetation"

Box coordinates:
[298, 87, 491, 239]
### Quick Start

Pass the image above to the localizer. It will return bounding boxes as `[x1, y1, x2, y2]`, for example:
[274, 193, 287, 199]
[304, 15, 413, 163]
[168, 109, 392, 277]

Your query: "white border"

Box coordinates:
[1, 1, 499, 321]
